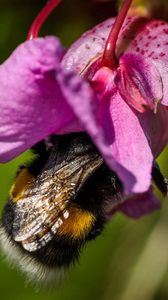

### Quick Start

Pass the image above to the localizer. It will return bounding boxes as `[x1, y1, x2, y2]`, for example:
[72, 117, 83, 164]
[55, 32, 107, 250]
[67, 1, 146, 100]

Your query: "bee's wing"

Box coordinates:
[12, 155, 102, 252]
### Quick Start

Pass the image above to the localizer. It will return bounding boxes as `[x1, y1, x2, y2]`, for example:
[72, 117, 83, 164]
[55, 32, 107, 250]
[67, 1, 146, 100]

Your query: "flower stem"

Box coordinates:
[27, 0, 61, 40]
[102, 0, 133, 70]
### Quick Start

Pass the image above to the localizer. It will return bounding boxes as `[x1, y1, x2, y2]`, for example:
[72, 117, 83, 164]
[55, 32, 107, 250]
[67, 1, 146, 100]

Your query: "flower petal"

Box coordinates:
[62, 16, 139, 73]
[123, 19, 168, 106]
[137, 104, 168, 158]
[0, 37, 80, 162]
[117, 52, 163, 112]
[63, 16, 168, 109]
[62, 18, 115, 73]
[110, 187, 161, 219]
[104, 90, 153, 194]
[59, 66, 153, 194]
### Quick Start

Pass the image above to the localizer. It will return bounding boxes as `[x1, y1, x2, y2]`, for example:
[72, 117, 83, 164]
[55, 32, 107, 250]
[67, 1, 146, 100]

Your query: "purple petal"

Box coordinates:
[61, 16, 168, 195]
[113, 187, 161, 219]
[0, 37, 81, 162]
[62, 16, 138, 73]
[117, 52, 163, 112]
[137, 104, 168, 158]
[59, 66, 154, 194]
[103, 85, 153, 194]
[63, 16, 168, 109]
[62, 18, 114, 73]
[123, 19, 168, 106]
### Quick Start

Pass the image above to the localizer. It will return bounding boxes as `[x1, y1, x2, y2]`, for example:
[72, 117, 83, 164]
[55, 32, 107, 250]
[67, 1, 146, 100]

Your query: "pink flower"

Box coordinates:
[0, 0, 168, 218]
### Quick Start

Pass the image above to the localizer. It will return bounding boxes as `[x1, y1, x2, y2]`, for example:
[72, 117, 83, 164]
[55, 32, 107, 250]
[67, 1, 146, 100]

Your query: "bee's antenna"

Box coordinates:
[27, 0, 61, 40]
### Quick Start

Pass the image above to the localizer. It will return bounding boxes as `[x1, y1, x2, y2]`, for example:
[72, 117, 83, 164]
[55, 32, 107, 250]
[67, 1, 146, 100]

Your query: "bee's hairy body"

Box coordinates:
[1, 133, 122, 282]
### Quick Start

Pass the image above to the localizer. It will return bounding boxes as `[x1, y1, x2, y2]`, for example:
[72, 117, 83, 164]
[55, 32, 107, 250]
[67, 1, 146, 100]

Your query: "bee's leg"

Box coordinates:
[152, 162, 168, 196]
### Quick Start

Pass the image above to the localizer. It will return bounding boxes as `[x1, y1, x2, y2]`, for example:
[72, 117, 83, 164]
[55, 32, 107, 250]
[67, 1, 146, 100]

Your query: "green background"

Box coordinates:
[1, 1, 168, 299]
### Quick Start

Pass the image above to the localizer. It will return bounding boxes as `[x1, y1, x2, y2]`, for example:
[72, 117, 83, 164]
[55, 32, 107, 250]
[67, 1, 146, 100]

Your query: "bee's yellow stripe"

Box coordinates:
[10, 168, 34, 202]
[57, 206, 95, 240]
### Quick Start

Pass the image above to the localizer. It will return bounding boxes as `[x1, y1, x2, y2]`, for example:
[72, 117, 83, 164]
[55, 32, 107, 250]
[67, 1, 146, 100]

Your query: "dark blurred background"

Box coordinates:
[1, 1, 168, 300]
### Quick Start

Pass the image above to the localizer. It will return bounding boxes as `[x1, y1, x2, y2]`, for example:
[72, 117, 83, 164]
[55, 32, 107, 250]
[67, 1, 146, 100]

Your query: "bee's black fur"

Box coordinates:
[1, 132, 122, 274]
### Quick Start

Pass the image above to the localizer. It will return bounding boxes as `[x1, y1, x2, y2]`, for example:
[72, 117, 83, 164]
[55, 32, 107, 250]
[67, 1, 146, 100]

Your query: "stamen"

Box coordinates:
[102, 0, 133, 70]
[27, 0, 61, 40]
[154, 99, 159, 114]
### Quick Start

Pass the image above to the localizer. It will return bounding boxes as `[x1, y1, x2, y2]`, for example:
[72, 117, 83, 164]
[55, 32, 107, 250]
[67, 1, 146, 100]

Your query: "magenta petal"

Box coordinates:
[105, 90, 153, 194]
[63, 16, 168, 108]
[124, 19, 168, 106]
[0, 37, 79, 162]
[62, 16, 138, 73]
[117, 53, 163, 112]
[62, 18, 115, 73]
[114, 187, 161, 219]
[59, 66, 153, 194]
[137, 104, 168, 158]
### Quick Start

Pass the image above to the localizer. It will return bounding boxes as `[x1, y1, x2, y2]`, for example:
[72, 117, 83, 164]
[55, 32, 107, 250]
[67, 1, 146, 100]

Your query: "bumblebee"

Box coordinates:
[1, 132, 168, 283]
[0, 132, 123, 282]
